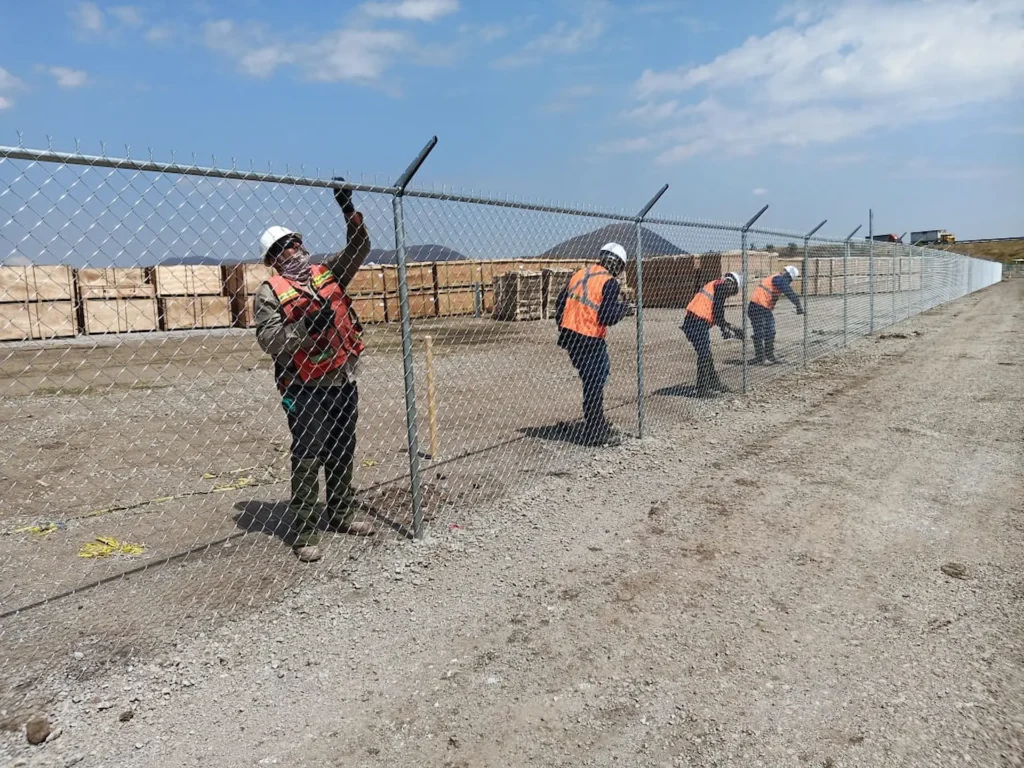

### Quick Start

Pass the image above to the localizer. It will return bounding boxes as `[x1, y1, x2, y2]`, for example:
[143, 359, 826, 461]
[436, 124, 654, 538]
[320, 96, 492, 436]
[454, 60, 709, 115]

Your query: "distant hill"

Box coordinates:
[947, 238, 1024, 264]
[363, 244, 470, 265]
[541, 223, 689, 260]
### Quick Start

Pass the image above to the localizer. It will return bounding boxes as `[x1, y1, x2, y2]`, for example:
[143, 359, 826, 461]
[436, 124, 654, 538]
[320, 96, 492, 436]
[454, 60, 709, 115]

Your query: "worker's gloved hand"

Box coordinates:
[731, 324, 745, 340]
[720, 326, 733, 340]
[795, 306, 804, 315]
[623, 303, 636, 317]
[331, 176, 356, 216]
[305, 304, 336, 335]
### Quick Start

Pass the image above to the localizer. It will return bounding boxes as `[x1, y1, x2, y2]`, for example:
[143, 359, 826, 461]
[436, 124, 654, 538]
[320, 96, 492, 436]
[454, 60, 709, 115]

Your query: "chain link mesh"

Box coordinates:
[0, 144, 1003, 719]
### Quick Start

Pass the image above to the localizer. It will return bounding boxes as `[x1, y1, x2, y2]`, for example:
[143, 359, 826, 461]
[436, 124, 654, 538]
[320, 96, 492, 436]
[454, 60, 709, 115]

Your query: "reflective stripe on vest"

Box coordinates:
[267, 264, 365, 383]
[751, 274, 782, 310]
[685, 280, 718, 324]
[560, 264, 611, 339]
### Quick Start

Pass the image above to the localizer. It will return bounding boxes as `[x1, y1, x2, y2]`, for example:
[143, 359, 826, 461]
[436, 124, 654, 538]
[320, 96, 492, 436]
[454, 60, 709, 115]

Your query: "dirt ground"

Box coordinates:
[0, 278, 1019, 767]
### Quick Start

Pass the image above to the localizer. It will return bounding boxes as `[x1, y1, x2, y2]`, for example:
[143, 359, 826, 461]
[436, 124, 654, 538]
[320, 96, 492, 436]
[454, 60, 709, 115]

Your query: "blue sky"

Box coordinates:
[0, 0, 1022, 260]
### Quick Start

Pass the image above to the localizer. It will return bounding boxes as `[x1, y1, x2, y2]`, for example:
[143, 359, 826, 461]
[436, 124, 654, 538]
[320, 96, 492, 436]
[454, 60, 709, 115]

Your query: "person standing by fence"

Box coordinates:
[253, 180, 376, 562]
[682, 271, 744, 396]
[554, 242, 635, 446]
[747, 265, 803, 364]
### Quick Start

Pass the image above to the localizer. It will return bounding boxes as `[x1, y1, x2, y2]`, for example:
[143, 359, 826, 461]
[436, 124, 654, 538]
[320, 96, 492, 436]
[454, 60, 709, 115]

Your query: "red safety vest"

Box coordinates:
[751, 274, 782, 310]
[267, 265, 365, 384]
[686, 279, 722, 325]
[560, 265, 612, 339]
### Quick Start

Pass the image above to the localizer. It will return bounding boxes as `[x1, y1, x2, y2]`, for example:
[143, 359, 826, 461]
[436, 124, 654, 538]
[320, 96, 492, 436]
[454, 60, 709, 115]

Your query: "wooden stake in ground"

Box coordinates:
[425, 334, 439, 459]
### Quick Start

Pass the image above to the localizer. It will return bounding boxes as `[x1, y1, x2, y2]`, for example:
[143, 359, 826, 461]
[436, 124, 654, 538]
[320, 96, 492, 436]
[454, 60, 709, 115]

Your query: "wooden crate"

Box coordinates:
[384, 291, 437, 322]
[0, 266, 75, 303]
[381, 263, 434, 293]
[436, 288, 479, 317]
[351, 296, 387, 324]
[543, 269, 574, 320]
[493, 271, 543, 321]
[436, 261, 482, 290]
[76, 268, 155, 299]
[153, 265, 225, 297]
[160, 296, 233, 330]
[347, 265, 387, 296]
[0, 301, 77, 341]
[82, 298, 159, 334]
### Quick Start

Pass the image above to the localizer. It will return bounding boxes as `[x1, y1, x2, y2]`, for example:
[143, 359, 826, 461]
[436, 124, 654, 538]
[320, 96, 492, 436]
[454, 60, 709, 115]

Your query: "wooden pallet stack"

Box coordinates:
[541, 269, 574, 320]
[77, 268, 159, 334]
[382, 263, 437, 321]
[435, 260, 483, 317]
[154, 266, 232, 331]
[493, 271, 544, 321]
[0, 266, 78, 341]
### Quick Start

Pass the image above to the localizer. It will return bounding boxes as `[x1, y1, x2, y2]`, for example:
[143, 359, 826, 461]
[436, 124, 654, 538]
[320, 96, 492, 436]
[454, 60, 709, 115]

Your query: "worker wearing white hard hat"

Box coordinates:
[554, 241, 635, 446]
[747, 264, 804, 365]
[252, 178, 376, 562]
[682, 270, 745, 396]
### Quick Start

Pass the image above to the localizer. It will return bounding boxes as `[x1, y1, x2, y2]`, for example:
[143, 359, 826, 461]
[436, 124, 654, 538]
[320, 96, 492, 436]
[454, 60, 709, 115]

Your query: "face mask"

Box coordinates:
[277, 248, 311, 282]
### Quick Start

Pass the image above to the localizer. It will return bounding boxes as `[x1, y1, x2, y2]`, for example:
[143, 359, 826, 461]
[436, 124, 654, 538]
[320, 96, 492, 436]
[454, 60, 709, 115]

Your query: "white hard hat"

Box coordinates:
[599, 241, 628, 264]
[259, 225, 300, 263]
[725, 271, 743, 286]
[784, 265, 799, 280]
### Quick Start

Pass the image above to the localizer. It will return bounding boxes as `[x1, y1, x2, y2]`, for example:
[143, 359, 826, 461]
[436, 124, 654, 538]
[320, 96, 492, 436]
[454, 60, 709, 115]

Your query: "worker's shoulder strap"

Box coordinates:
[698, 281, 717, 300]
[567, 265, 611, 310]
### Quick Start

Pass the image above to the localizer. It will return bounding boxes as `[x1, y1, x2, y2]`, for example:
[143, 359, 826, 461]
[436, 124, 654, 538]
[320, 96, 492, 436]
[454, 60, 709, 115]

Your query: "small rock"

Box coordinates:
[119, 710, 135, 723]
[26, 715, 51, 745]
[46, 726, 63, 743]
[72, 652, 84, 661]
[96, 700, 114, 711]
[941, 563, 970, 580]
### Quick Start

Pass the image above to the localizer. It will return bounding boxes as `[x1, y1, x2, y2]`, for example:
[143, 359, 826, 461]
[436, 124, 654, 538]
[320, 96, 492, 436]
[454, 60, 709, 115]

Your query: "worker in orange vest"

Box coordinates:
[682, 272, 744, 396]
[253, 179, 376, 562]
[554, 242, 635, 446]
[747, 265, 803, 364]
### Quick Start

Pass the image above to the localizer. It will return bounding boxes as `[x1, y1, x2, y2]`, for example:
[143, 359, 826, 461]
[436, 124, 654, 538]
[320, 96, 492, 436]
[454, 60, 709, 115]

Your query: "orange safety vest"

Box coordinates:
[686, 279, 721, 325]
[560, 264, 612, 339]
[751, 274, 782, 310]
[267, 265, 365, 384]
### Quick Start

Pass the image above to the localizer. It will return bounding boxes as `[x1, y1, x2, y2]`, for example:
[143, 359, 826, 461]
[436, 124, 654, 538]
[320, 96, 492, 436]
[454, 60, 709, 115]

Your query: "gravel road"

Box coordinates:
[1, 280, 1020, 768]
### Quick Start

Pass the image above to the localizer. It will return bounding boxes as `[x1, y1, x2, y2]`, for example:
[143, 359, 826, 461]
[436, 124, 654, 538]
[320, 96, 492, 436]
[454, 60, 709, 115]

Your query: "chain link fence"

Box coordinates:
[0, 141, 1003, 716]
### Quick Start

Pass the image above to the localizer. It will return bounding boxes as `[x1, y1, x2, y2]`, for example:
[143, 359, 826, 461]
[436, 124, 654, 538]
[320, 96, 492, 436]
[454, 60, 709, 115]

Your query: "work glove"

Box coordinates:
[795, 306, 804, 315]
[331, 176, 356, 216]
[623, 303, 636, 317]
[720, 326, 733, 340]
[305, 303, 336, 335]
[730, 324, 745, 340]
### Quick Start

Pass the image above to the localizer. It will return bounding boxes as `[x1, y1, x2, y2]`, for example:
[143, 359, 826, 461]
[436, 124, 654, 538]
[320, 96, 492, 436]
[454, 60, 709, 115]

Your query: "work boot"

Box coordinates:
[751, 338, 766, 365]
[709, 367, 731, 393]
[324, 459, 371, 533]
[581, 421, 622, 446]
[694, 358, 716, 398]
[290, 458, 322, 550]
[765, 339, 779, 364]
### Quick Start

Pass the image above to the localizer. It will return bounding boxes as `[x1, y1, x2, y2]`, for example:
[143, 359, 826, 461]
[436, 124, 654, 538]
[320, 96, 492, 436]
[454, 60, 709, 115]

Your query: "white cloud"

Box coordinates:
[619, 0, 1024, 163]
[145, 24, 175, 44]
[753, 188, 767, 196]
[109, 5, 143, 27]
[203, 19, 409, 85]
[49, 66, 89, 89]
[495, 1, 608, 68]
[625, 100, 680, 122]
[459, 22, 508, 42]
[72, 1, 105, 33]
[360, 0, 459, 22]
[0, 67, 24, 109]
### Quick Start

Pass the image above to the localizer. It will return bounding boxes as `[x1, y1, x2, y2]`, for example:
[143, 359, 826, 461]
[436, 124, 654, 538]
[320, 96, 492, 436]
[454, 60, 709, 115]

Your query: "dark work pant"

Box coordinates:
[282, 382, 359, 546]
[747, 303, 776, 341]
[564, 336, 611, 429]
[682, 314, 712, 363]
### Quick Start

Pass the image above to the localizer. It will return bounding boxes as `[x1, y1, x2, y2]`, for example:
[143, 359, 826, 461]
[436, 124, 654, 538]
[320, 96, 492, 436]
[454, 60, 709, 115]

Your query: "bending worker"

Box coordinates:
[554, 242, 634, 446]
[253, 179, 375, 563]
[747, 265, 803, 364]
[682, 271, 744, 396]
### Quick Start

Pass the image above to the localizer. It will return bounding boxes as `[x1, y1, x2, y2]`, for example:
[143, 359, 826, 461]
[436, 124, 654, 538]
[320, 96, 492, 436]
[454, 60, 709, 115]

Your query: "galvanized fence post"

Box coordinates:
[802, 220, 827, 366]
[843, 225, 860, 345]
[391, 137, 437, 539]
[740, 205, 769, 393]
[633, 184, 669, 439]
[868, 208, 875, 333]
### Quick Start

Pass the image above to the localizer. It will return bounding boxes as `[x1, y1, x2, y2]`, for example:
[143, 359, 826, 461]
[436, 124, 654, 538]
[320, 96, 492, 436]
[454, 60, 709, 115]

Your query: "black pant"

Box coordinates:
[562, 333, 611, 430]
[282, 382, 358, 546]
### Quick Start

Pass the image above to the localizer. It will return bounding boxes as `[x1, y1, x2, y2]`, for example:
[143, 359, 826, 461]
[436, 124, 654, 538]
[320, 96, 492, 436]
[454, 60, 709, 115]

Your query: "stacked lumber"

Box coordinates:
[154, 266, 231, 331]
[0, 266, 77, 341]
[542, 268, 574, 320]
